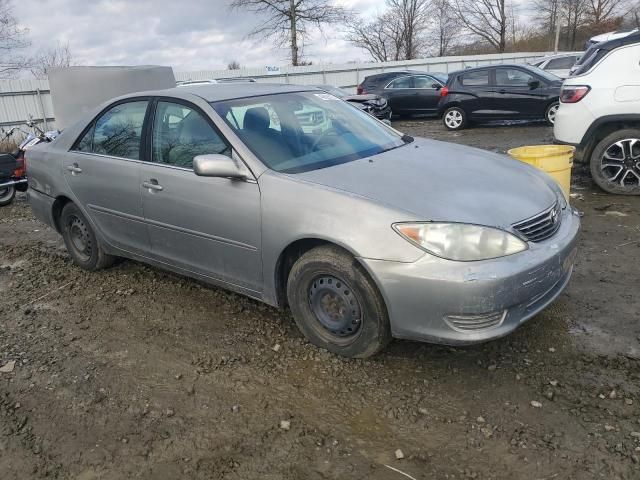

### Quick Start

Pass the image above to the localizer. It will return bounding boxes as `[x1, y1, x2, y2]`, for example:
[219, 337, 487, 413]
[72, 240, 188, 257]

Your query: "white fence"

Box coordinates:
[0, 52, 552, 136]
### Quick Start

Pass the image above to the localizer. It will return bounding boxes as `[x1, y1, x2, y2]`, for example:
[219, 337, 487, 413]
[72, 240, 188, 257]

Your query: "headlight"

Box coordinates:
[393, 222, 528, 261]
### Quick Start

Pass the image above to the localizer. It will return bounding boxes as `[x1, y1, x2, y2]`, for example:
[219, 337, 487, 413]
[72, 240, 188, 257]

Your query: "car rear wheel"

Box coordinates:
[443, 107, 467, 130]
[286, 245, 391, 358]
[60, 203, 115, 270]
[0, 185, 16, 206]
[590, 129, 640, 195]
[545, 102, 560, 125]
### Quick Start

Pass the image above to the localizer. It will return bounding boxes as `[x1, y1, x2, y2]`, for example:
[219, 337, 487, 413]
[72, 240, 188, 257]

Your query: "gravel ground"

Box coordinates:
[1, 119, 639, 479]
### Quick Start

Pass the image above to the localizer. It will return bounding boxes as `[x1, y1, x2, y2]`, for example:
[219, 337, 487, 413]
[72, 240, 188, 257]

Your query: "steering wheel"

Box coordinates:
[310, 127, 338, 152]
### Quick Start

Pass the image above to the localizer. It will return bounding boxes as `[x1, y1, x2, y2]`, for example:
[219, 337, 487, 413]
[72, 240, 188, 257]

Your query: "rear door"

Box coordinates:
[139, 98, 262, 294]
[493, 67, 548, 118]
[63, 99, 151, 254]
[456, 69, 494, 119]
[382, 76, 415, 114]
[411, 75, 443, 113]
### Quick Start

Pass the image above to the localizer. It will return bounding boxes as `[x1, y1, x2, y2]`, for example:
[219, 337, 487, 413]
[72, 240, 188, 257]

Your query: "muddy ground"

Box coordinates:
[1, 119, 639, 480]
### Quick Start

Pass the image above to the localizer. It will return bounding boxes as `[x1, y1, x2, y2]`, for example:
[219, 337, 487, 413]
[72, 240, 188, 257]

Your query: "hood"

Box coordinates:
[343, 94, 381, 102]
[289, 138, 557, 228]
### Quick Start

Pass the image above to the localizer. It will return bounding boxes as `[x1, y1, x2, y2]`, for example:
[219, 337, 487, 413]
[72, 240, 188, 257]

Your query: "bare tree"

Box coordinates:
[454, 0, 509, 52]
[532, 0, 561, 49]
[345, 0, 430, 61]
[30, 42, 73, 79]
[230, 0, 348, 66]
[227, 60, 241, 70]
[427, 0, 461, 55]
[563, 0, 588, 49]
[586, 0, 625, 24]
[0, 0, 30, 78]
[345, 11, 405, 61]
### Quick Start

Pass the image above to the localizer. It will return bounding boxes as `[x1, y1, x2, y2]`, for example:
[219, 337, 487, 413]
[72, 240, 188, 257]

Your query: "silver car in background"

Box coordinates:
[26, 84, 580, 358]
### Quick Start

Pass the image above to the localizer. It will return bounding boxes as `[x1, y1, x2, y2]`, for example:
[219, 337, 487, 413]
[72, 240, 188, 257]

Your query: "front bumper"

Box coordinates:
[360, 208, 580, 345]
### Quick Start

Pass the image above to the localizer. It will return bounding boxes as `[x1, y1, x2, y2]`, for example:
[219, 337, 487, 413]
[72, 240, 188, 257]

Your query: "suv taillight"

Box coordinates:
[439, 86, 449, 97]
[356, 84, 365, 94]
[560, 85, 590, 103]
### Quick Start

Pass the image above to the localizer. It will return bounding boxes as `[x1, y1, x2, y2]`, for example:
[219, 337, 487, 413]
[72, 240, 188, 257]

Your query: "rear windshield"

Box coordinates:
[212, 92, 407, 174]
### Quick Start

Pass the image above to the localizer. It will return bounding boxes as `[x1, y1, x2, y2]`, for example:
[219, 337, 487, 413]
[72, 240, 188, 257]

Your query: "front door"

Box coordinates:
[63, 99, 151, 254]
[492, 68, 548, 118]
[139, 99, 262, 293]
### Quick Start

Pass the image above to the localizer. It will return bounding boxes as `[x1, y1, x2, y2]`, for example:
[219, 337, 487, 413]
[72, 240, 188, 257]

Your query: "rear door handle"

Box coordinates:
[142, 179, 163, 192]
[66, 163, 82, 175]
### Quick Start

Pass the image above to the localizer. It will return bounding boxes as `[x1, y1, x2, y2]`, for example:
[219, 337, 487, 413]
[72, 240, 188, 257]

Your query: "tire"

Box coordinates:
[443, 106, 467, 130]
[286, 245, 391, 358]
[0, 185, 15, 206]
[60, 203, 115, 270]
[590, 129, 640, 195]
[545, 101, 560, 126]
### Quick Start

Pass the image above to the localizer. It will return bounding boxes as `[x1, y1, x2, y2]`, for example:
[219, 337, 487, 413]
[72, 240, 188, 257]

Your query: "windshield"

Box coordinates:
[212, 91, 407, 174]
[525, 65, 561, 82]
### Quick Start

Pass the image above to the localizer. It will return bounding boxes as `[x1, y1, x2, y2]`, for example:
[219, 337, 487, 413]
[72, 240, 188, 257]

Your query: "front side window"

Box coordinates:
[387, 77, 411, 89]
[460, 70, 489, 86]
[151, 101, 230, 169]
[93, 101, 148, 159]
[495, 68, 536, 87]
[213, 92, 407, 174]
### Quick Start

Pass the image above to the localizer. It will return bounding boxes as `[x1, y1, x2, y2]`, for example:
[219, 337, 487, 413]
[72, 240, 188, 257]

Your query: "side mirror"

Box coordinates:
[528, 79, 540, 90]
[193, 154, 247, 179]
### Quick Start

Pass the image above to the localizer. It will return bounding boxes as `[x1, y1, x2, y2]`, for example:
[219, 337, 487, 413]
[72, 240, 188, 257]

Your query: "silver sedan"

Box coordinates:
[27, 84, 580, 357]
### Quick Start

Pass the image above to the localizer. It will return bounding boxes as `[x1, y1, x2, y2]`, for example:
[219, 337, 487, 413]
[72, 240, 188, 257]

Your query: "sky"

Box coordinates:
[15, 0, 384, 73]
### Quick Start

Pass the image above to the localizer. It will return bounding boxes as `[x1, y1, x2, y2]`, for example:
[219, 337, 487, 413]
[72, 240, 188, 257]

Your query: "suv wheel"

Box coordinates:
[286, 245, 391, 358]
[60, 203, 115, 270]
[590, 129, 640, 195]
[545, 102, 559, 125]
[443, 107, 467, 130]
[0, 185, 16, 206]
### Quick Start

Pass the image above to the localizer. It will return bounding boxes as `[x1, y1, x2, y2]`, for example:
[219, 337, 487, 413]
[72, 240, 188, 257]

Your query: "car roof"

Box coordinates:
[115, 83, 321, 103]
[589, 31, 640, 52]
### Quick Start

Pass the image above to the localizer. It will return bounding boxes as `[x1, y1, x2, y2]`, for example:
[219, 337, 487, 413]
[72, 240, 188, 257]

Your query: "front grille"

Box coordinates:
[512, 202, 562, 242]
[444, 310, 506, 332]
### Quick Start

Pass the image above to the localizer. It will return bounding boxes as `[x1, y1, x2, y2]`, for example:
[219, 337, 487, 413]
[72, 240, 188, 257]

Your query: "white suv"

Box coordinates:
[554, 32, 640, 195]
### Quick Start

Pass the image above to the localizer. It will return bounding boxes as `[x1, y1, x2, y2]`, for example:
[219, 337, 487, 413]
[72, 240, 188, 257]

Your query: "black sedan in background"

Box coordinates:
[437, 64, 562, 130]
[312, 85, 392, 120]
[355, 71, 448, 117]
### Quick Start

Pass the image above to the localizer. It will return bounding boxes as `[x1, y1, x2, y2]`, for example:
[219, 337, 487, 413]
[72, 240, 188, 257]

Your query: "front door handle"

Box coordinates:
[499, 89, 507, 94]
[142, 179, 163, 192]
[66, 163, 82, 175]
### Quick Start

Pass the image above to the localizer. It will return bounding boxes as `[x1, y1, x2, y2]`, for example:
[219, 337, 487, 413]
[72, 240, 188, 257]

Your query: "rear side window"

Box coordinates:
[387, 77, 411, 89]
[413, 75, 439, 88]
[546, 56, 576, 69]
[459, 70, 489, 86]
[74, 101, 149, 160]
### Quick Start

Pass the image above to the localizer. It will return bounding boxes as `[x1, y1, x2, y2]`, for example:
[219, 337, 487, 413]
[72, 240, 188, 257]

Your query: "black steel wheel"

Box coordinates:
[287, 245, 391, 358]
[60, 203, 115, 270]
[590, 129, 640, 195]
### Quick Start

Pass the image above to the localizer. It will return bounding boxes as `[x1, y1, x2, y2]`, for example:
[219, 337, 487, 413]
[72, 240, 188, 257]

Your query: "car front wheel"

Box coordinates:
[443, 107, 467, 130]
[60, 202, 115, 270]
[590, 129, 640, 195]
[286, 245, 391, 358]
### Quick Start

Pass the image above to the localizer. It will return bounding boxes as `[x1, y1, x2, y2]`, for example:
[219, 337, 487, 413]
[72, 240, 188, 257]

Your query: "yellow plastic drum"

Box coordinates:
[507, 145, 575, 200]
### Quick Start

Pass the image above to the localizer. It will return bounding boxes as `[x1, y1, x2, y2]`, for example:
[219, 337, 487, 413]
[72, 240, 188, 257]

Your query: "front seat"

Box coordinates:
[241, 107, 292, 165]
